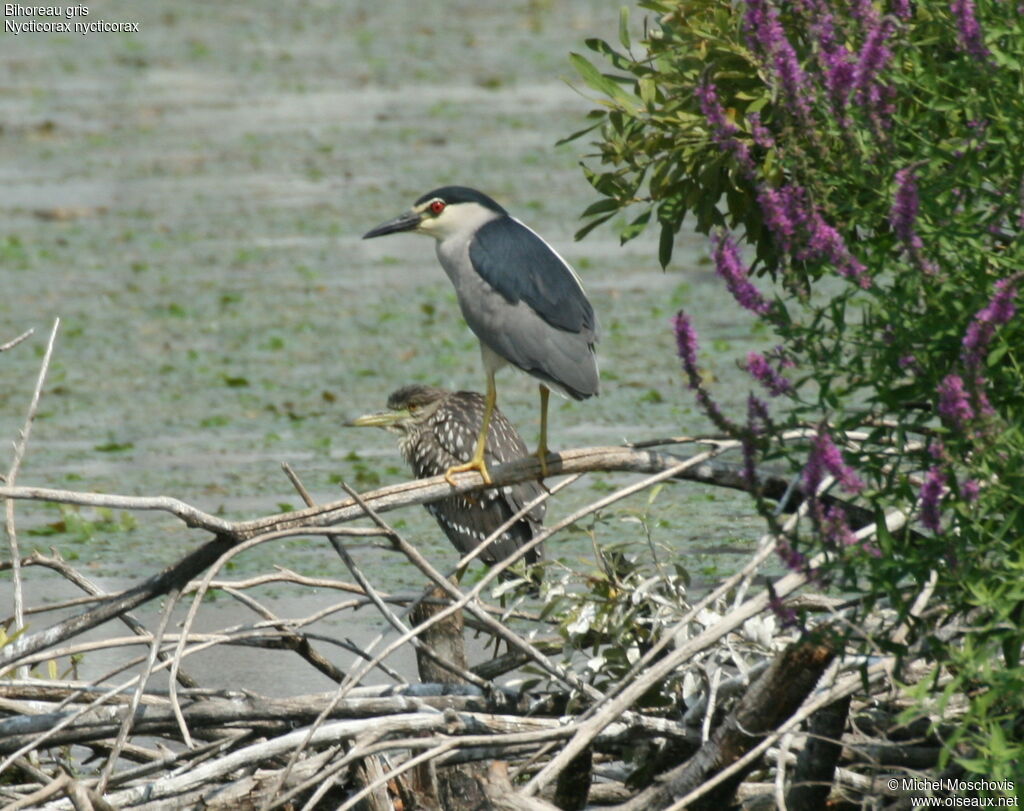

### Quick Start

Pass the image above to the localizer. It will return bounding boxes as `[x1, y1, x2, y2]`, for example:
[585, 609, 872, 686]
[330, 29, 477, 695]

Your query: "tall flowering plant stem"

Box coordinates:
[570, 0, 1024, 782]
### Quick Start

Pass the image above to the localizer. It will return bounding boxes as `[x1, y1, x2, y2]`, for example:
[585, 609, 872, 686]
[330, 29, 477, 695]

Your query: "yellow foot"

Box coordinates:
[535, 445, 551, 479]
[444, 457, 492, 487]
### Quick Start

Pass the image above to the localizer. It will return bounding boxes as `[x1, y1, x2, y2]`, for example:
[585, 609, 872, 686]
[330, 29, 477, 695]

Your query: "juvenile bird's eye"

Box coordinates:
[429, 200, 446, 215]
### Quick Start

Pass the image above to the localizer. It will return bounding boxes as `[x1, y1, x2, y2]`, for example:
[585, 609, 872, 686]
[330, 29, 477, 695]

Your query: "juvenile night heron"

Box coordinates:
[363, 186, 599, 484]
[350, 384, 546, 570]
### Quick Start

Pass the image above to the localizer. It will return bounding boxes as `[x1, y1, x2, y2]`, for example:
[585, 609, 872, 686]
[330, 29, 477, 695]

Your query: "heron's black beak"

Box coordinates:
[362, 210, 422, 239]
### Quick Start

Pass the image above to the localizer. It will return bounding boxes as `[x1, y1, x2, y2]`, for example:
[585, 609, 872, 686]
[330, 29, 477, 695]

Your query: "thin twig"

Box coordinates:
[18, 550, 200, 688]
[282, 461, 316, 508]
[97, 585, 185, 791]
[660, 511, 918, 810]
[261, 472, 584, 807]
[2, 770, 69, 810]
[4, 318, 59, 681]
[0, 328, 34, 353]
[314, 451, 732, 809]
[218, 586, 347, 682]
[0, 443, 803, 541]
[521, 493, 815, 796]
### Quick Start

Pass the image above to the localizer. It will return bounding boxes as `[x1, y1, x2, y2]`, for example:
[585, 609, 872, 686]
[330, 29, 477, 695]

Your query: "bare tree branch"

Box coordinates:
[4, 318, 59, 681]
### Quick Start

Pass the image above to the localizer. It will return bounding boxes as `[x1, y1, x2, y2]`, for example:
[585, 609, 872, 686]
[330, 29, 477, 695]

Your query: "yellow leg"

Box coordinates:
[536, 384, 551, 478]
[444, 371, 495, 486]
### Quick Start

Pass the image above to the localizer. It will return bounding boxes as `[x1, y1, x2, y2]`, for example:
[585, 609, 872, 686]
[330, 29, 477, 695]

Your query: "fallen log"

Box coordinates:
[614, 634, 837, 810]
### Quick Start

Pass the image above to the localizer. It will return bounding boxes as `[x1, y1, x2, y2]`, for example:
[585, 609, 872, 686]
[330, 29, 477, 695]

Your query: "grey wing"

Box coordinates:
[467, 218, 599, 399]
[470, 216, 596, 336]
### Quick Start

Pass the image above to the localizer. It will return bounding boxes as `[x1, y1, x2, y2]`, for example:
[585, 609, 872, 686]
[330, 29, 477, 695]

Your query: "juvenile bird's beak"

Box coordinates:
[362, 209, 422, 239]
[346, 409, 404, 428]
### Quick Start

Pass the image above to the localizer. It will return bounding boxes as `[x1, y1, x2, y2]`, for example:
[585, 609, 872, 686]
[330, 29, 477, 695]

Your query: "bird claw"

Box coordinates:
[535, 446, 550, 479]
[444, 458, 493, 487]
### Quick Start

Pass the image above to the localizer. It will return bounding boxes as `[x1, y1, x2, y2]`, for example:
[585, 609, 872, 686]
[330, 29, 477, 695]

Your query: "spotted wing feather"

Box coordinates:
[403, 391, 545, 566]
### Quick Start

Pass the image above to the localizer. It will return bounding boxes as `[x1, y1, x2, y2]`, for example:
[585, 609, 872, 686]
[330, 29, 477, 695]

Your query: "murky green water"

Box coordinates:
[1, 0, 776, 626]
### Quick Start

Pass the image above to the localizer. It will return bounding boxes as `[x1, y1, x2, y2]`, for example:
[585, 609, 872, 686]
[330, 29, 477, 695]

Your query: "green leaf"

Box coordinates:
[556, 117, 603, 146]
[618, 5, 630, 50]
[620, 208, 652, 242]
[658, 222, 675, 269]
[569, 52, 636, 111]
[638, 76, 657, 107]
[987, 342, 1010, 368]
[581, 198, 621, 218]
[575, 212, 617, 241]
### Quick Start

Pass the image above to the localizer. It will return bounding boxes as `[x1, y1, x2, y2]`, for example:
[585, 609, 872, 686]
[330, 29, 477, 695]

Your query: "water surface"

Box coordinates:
[1, 1, 777, 691]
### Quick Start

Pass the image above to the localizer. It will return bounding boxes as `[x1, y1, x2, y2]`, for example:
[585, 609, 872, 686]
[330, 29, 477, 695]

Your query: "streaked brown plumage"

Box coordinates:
[353, 385, 545, 569]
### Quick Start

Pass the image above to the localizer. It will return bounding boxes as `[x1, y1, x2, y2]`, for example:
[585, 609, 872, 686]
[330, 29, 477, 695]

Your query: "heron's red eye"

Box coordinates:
[430, 200, 446, 215]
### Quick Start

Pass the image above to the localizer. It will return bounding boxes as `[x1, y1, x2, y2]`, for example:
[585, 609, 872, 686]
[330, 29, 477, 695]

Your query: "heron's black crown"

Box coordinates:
[415, 186, 507, 215]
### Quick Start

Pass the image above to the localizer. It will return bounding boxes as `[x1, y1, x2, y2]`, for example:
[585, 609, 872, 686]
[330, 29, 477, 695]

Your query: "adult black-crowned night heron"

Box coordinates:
[362, 186, 599, 484]
[350, 384, 546, 570]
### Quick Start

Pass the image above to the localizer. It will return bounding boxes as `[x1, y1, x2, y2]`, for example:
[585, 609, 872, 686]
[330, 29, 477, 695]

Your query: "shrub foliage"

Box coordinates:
[570, 0, 1024, 780]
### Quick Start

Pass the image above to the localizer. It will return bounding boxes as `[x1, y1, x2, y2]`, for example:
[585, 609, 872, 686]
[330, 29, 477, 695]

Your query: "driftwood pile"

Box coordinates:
[1, 323, 968, 809]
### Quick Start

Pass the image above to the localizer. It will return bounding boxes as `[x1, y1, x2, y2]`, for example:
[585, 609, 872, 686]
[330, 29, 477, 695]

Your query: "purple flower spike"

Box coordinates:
[891, 169, 920, 244]
[851, 0, 880, 27]
[769, 590, 800, 626]
[961, 479, 981, 502]
[822, 504, 858, 548]
[807, 3, 838, 53]
[822, 504, 880, 555]
[920, 466, 948, 532]
[804, 428, 865, 495]
[743, 0, 815, 123]
[823, 51, 857, 111]
[804, 212, 872, 288]
[950, 0, 989, 60]
[757, 185, 797, 250]
[697, 83, 755, 174]
[672, 312, 738, 434]
[980, 277, 1020, 325]
[695, 83, 736, 140]
[776, 536, 808, 573]
[743, 394, 770, 486]
[744, 351, 793, 396]
[747, 113, 775, 148]
[937, 374, 975, 429]
[962, 276, 1020, 367]
[756, 181, 871, 287]
[961, 322, 987, 366]
[673, 311, 700, 387]
[891, 168, 937, 273]
[854, 18, 894, 95]
[711, 232, 773, 316]
[891, 0, 913, 20]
